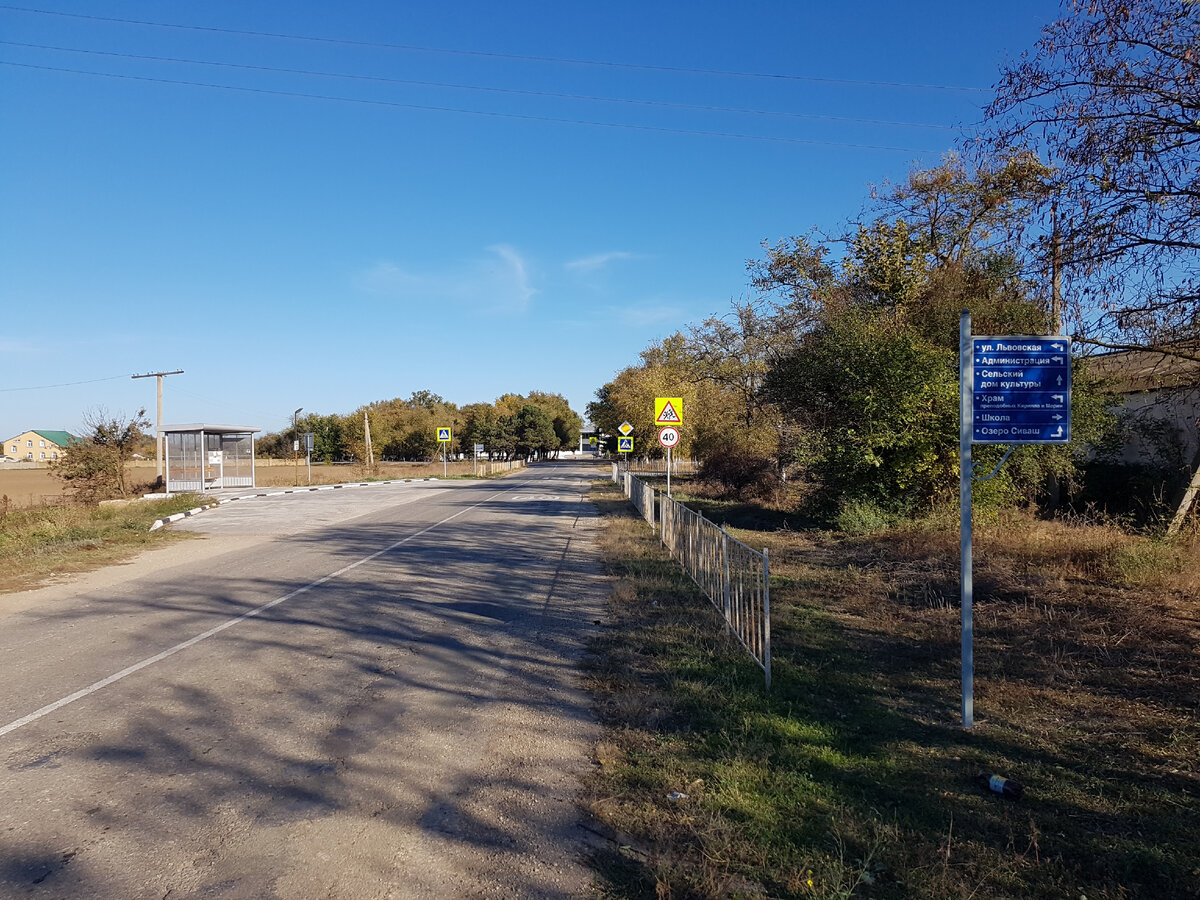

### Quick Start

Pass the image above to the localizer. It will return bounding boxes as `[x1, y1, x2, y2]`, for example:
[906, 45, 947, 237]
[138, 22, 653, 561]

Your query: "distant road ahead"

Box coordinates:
[0, 462, 608, 898]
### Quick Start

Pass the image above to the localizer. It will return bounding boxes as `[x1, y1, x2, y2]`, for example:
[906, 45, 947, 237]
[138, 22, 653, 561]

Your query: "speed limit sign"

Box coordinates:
[658, 426, 680, 448]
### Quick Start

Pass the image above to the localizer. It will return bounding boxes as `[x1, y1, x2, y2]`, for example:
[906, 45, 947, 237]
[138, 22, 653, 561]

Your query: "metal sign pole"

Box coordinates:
[667, 446, 672, 498]
[960, 310, 974, 729]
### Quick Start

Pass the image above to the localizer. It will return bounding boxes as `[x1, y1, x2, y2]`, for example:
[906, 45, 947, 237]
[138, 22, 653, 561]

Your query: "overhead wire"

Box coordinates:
[0, 4, 992, 94]
[0, 61, 946, 152]
[0, 40, 964, 131]
[0, 373, 135, 392]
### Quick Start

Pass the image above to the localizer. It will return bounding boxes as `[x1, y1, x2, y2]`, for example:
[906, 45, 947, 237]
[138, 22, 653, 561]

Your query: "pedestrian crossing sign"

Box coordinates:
[654, 397, 683, 426]
[617, 437, 633, 453]
[437, 427, 452, 442]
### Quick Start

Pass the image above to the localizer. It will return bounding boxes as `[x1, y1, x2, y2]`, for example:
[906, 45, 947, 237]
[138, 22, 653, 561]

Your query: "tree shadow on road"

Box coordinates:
[0, 470, 610, 898]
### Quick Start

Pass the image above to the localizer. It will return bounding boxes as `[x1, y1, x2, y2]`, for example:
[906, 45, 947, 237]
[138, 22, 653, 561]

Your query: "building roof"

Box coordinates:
[1087, 348, 1200, 394]
[29, 430, 78, 446]
[160, 424, 261, 434]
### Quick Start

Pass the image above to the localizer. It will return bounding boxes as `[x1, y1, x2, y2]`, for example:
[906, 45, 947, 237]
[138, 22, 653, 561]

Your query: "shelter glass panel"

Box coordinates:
[220, 433, 254, 487]
[166, 432, 203, 492]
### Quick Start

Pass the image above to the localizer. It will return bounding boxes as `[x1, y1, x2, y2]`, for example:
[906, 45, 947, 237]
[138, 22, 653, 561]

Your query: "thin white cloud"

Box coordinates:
[487, 243, 535, 310]
[356, 245, 536, 314]
[564, 251, 637, 273]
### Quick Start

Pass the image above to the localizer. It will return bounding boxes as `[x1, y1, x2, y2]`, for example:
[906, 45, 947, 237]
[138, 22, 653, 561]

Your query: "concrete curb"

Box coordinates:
[148, 478, 442, 531]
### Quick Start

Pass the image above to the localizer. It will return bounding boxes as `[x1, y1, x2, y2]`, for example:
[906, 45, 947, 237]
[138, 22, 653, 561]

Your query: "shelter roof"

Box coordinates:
[160, 424, 261, 434]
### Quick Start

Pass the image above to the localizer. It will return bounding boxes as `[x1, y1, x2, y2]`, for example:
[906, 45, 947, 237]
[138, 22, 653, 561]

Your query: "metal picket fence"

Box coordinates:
[614, 470, 771, 688]
[624, 470, 656, 528]
[621, 457, 699, 475]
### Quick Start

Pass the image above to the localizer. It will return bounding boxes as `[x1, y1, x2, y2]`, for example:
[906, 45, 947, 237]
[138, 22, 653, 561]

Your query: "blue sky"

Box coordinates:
[1, 1, 1059, 439]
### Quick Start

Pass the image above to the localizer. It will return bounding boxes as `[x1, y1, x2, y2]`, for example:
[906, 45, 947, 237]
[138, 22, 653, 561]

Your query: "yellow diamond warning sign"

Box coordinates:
[654, 397, 683, 426]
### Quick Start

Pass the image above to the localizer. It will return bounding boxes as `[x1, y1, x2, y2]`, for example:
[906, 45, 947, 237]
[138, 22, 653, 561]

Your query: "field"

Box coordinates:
[0, 458, 517, 509]
[585, 478, 1200, 899]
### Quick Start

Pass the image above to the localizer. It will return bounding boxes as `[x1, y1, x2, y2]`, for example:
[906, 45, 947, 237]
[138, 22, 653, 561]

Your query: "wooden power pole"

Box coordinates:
[132, 369, 184, 487]
[1050, 202, 1063, 336]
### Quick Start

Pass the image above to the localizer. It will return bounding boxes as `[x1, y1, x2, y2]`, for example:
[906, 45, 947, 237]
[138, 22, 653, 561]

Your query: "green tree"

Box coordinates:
[491, 415, 518, 460]
[527, 391, 583, 455]
[255, 431, 289, 459]
[459, 403, 499, 456]
[299, 413, 346, 463]
[513, 405, 558, 460]
[51, 408, 150, 503]
[753, 155, 1112, 517]
[764, 310, 959, 512]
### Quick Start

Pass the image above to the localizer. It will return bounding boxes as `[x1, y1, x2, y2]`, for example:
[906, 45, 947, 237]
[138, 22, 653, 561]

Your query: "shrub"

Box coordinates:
[51, 408, 150, 504]
[698, 449, 782, 499]
[833, 497, 896, 534]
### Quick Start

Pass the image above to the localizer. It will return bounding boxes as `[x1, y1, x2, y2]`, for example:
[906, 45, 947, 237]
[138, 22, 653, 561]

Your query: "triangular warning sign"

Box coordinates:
[656, 401, 680, 423]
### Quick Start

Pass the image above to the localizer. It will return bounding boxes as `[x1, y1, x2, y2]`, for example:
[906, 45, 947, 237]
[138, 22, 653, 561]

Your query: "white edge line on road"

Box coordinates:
[0, 482, 524, 739]
[147, 480, 444, 528]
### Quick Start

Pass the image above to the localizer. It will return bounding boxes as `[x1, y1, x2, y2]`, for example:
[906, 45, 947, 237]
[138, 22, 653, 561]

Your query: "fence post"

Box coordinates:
[722, 526, 732, 635]
[762, 546, 772, 691]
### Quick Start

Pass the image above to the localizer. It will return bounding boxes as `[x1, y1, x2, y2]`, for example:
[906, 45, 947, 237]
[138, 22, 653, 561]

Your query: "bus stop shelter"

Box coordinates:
[162, 424, 259, 493]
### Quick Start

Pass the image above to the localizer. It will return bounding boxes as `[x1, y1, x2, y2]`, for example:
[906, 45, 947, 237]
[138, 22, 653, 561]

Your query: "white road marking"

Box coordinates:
[0, 484, 526, 739]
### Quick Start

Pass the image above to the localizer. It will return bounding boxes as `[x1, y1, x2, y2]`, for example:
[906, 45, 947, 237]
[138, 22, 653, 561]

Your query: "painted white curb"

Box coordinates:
[148, 478, 442, 531]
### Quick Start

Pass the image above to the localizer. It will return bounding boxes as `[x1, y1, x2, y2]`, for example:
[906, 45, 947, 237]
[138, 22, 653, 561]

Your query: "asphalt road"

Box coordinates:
[0, 461, 610, 898]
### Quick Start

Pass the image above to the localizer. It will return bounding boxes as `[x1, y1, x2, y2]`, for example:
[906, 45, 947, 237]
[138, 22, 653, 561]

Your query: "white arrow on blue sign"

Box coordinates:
[971, 336, 1072, 443]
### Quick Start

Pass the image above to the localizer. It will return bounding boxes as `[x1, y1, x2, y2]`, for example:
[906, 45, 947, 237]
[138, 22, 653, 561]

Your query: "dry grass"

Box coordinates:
[585, 481, 1200, 899]
[0, 494, 209, 593]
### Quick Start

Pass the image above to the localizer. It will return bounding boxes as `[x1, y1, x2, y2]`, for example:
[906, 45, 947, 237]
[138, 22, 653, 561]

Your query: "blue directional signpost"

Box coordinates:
[972, 336, 1071, 443]
[959, 314, 1073, 729]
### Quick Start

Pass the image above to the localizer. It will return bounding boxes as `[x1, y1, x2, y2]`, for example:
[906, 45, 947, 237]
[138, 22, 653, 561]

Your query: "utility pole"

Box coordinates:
[364, 412, 374, 471]
[293, 407, 303, 486]
[132, 369, 184, 488]
[1047, 205, 1064, 512]
[1050, 202, 1063, 336]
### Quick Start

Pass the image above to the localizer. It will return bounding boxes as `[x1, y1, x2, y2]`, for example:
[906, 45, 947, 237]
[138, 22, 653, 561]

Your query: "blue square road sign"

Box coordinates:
[972, 336, 1071, 443]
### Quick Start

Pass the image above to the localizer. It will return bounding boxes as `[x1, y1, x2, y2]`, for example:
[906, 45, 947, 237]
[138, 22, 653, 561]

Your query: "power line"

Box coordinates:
[0, 5, 992, 94]
[0, 373, 135, 392]
[0, 40, 963, 131]
[0, 61, 944, 152]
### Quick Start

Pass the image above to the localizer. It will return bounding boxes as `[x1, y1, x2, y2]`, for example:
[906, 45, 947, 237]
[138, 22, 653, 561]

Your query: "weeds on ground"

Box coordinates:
[585, 482, 1200, 899]
[0, 495, 208, 593]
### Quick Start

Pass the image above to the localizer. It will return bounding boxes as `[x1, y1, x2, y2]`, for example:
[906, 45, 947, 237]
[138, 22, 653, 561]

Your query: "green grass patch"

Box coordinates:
[0, 494, 210, 593]
[584, 481, 1200, 899]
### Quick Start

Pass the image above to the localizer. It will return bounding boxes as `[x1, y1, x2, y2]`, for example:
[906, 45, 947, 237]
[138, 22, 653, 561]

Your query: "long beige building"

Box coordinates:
[2, 429, 77, 462]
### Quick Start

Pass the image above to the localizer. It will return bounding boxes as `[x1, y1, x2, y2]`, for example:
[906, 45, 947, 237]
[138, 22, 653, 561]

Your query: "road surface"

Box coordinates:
[0, 462, 609, 898]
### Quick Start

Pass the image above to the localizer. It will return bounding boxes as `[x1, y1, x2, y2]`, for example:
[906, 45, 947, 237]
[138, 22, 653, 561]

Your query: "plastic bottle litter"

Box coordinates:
[667, 791, 688, 801]
[976, 773, 1024, 800]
